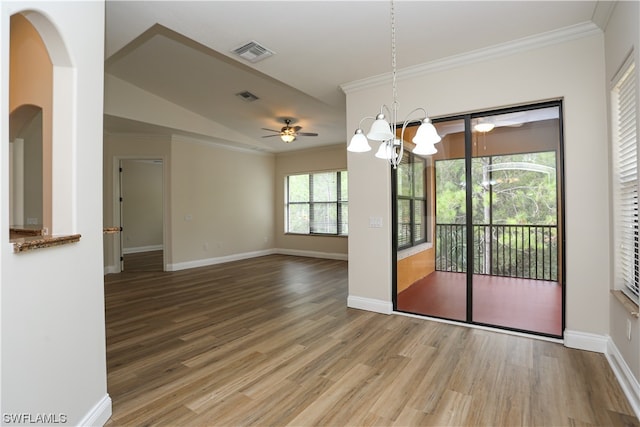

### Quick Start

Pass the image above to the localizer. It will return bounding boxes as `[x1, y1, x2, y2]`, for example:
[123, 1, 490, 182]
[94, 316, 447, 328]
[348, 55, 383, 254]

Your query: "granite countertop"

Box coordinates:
[12, 234, 81, 253]
[10, 227, 119, 253]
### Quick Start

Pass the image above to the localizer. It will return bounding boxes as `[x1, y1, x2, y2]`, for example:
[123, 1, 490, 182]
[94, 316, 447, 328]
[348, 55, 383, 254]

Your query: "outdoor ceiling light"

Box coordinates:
[474, 122, 495, 133]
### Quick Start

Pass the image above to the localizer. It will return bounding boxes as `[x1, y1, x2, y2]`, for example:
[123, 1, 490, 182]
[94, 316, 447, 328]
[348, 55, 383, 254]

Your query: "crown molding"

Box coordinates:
[341, 21, 602, 94]
[591, 0, 617, 31]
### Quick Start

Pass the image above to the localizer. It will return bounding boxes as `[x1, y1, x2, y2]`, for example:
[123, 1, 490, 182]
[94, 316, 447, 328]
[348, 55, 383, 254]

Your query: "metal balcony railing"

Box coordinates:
[435, 224, 558, 281]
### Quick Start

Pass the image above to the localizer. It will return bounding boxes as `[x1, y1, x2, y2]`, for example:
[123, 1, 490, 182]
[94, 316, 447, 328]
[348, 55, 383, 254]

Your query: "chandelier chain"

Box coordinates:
[346, 0, 440, 164]
[390, 0, 398, 109]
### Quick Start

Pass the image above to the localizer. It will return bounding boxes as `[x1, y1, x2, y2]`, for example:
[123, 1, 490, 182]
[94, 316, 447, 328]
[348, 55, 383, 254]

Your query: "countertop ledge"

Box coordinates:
[612, 290, 639, 319]
[12, 234, 81, 253]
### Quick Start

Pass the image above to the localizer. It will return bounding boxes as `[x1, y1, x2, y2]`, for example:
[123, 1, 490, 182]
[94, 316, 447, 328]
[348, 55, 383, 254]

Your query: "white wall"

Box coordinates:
[1, 2, 110, 425]
[345, 27, 610, 331]
[605, 0, 640, 391]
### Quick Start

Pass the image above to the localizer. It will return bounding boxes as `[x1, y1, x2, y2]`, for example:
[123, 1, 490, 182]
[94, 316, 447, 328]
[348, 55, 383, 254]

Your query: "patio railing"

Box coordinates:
[435, 223, 558, 281]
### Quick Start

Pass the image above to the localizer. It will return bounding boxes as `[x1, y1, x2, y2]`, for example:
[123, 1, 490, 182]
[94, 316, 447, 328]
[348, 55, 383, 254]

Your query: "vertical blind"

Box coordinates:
[613, 58, 639, 302]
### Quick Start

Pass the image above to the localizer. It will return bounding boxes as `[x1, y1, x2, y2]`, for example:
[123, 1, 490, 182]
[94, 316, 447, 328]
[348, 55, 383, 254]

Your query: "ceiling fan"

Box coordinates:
[261, 118, 318, 143]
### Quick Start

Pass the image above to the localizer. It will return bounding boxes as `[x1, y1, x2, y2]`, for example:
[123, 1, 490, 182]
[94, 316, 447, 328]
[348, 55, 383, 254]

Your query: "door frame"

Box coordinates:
[392, 100, 566, 339]
[111, 155, 169, 273]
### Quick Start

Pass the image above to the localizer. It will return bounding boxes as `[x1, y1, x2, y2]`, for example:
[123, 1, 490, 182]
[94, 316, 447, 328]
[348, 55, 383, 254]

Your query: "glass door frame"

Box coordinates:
[392, 100, 566, 339]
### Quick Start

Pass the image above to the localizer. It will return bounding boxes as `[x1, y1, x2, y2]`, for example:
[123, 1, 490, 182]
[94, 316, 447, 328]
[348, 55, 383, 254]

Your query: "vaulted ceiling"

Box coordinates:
[104, 1, 610, 153]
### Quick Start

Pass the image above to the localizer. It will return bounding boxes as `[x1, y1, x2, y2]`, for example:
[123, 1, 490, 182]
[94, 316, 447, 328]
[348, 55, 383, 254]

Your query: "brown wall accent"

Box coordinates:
[10, 13, 53, 232]
[397, 247, 435, 293]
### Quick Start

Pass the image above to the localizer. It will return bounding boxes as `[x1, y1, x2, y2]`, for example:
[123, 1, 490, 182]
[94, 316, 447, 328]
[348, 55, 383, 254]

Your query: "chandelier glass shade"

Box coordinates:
[346, 0, 441, 168]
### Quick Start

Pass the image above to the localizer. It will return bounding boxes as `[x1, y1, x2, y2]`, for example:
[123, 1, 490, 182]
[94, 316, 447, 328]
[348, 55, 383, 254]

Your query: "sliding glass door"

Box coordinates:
[394, 102, 564, 338]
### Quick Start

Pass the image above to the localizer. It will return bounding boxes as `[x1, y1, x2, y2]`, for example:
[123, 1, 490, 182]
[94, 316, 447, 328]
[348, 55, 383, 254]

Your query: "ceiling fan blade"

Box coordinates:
[296, 132, 318, 137]
[261, 128, 281, 133]
[292, 126, 302, 132]
[261, 134, 280, 138]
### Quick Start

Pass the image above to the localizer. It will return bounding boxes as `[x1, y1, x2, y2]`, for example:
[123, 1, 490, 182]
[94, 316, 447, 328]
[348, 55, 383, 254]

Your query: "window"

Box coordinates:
[612, 56, 639, 303]
[397, 153, 427, 249]
[286, 171, 348, 236]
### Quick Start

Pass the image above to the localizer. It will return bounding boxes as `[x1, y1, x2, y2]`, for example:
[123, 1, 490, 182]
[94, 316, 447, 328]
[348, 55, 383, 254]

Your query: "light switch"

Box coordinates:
[369, 216, 382, 228]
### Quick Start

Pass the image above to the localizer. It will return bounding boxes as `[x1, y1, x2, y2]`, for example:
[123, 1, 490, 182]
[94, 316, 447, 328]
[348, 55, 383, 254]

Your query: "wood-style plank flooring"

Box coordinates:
[105, 253, 638, 426]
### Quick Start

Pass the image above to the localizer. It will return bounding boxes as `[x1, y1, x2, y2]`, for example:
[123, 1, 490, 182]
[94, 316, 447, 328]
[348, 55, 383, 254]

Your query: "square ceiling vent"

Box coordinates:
[236, 91, 259, 102]
[231, 40, 275, 63]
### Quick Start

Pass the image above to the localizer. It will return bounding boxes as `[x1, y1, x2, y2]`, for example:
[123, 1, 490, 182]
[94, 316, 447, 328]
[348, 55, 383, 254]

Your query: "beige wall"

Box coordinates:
[345, 31, 610, 331]
[104, 134, 349, 272]
[103, 133, 171, 272]
[169, 135, 275, 269]
[121, 159, 163, 252]
[605, 0, 640, 385]
[274, 144, 348, 258]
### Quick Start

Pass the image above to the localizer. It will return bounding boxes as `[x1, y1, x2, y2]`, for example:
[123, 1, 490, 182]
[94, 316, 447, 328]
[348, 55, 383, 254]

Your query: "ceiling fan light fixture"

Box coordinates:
[262, 118, 318, 143]
[280, 133, 296, 143]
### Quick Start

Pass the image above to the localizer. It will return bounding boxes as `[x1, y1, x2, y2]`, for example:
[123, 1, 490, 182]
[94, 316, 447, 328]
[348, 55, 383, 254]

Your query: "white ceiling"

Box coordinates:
[104, 0, 608, 153]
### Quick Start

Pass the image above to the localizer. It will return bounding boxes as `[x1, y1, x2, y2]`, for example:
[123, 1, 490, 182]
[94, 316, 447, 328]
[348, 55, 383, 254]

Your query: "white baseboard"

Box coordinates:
[103, 264, 118, 275]
[78, 394, 112, 427]
[564, 330, 639, 420]
[167, 248, 348, 271]
[122, 244, 163, 255]
[606, 338, 640, 420]
[167, 249, 277, 271]
[347, 295, 392, 314]
[563, 329, 608, 353]
[276, 248, 348, 261]
[104, 248, 347, 274]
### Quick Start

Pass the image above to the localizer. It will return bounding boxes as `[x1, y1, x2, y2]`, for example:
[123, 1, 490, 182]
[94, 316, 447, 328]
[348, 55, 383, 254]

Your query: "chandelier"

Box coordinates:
[346, 0, 441, 168]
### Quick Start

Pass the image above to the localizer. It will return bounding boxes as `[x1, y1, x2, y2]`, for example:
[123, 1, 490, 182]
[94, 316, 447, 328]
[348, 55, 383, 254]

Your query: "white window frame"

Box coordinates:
[612, 53, 639, 304]
[285, 170, 348, 236]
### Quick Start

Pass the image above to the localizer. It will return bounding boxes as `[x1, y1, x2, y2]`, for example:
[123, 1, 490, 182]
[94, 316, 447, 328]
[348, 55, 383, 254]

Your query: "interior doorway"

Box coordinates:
[394, 101, 565, 338]
[118, 159, 165, 272]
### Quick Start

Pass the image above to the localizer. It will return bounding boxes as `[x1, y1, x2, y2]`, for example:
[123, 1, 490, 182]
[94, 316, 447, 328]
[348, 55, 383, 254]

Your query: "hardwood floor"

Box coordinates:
[123, 250, 164, 272]
[104, 254, 638, 426]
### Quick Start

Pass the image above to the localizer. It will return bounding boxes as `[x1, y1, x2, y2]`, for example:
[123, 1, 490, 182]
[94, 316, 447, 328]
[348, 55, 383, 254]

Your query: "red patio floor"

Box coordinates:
[397, 271, 562, 336]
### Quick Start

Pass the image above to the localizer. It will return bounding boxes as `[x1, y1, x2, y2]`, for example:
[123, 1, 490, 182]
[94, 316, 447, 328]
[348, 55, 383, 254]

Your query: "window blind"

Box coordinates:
[613, 59, 639, 302]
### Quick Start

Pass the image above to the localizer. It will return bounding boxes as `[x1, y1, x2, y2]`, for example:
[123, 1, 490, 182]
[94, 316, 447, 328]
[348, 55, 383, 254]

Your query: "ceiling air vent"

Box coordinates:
[231, 40, 274, 63]
[236, 91, 259, 102]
